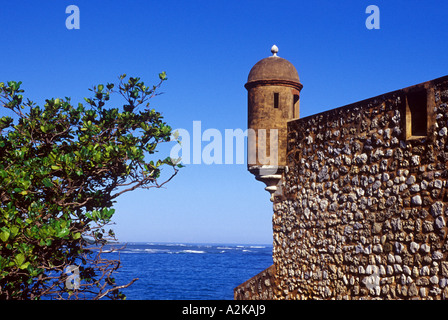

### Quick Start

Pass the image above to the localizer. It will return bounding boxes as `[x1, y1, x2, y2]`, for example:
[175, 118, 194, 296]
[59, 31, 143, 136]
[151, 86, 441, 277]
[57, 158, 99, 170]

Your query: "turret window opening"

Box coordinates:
[274, 92, 279, 108]
[292, 94, 299, 118]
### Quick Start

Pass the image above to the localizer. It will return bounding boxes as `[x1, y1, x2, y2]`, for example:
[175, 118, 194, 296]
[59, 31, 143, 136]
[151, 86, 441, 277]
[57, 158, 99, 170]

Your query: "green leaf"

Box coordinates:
[73, 232, 81, 240]
[158, 71, 167, 81]
[10, 226, 19, 238]
[42, 178, 53, 187]
[56, 227, 69, 238]
[0, 230, 10, 242]
[14, 253, 25, 267]
[51, 165, 60, 170]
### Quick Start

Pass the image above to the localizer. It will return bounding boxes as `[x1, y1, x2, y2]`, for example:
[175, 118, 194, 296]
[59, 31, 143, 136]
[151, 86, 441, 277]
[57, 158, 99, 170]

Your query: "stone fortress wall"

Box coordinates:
[234, 46, 448, 300]
[235, 75, 448, 300]
[272, 75, 448, 299]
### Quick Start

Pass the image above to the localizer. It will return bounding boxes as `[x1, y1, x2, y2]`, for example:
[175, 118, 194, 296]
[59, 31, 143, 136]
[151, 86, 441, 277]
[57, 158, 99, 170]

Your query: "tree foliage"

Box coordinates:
[0, 73, 181, 299]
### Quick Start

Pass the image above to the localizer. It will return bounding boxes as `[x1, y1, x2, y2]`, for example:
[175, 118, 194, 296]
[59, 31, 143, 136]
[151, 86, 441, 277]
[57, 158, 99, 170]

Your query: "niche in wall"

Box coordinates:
[405, 89, 428, 140]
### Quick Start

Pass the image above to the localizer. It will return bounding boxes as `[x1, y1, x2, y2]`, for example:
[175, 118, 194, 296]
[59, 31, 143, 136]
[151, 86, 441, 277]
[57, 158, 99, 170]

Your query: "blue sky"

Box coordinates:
[1, 1, 447, 244]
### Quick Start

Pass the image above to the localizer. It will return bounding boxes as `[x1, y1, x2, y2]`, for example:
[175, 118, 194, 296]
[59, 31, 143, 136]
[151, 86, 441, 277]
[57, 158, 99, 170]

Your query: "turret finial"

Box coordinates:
[271, 45, 279, 57]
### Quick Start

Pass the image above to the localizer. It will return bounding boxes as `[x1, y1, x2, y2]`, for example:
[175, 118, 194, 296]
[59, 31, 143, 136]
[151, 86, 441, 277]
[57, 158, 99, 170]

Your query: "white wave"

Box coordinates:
[249, 246, 266, 249]
[164, 243, 187, 247]
[181, 250, 206, 254]
[101, 249, 116, 253]
[120, 250, 139, 254]
[144, 249, 169, 253]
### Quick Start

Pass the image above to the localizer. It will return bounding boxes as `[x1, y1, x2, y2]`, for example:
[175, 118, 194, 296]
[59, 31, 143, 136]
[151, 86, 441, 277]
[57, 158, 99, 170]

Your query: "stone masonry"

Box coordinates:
[235, 74, 448, 300]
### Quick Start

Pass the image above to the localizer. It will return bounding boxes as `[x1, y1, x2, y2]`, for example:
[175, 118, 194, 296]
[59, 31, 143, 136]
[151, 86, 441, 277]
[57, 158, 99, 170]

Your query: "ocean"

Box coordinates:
[103, 242, 273, 300]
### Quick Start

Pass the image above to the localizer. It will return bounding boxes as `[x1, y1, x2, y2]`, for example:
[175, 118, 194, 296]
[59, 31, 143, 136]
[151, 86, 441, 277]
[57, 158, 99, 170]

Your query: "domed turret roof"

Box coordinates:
[246, 45, 300, 84]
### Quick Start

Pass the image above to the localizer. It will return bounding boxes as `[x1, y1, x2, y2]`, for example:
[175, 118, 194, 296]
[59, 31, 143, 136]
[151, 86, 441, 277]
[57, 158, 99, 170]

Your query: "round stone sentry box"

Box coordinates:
[245, 45, 303, 201]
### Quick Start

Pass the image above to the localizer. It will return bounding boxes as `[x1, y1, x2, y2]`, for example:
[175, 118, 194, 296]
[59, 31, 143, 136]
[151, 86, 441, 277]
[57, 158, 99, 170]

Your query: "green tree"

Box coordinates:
[0, 73, 182, 299]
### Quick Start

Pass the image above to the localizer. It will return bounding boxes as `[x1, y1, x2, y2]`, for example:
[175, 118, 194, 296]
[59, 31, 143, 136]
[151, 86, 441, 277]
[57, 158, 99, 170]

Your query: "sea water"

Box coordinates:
[102, 243, 273, 300]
